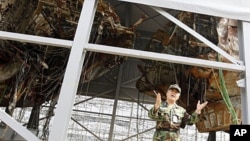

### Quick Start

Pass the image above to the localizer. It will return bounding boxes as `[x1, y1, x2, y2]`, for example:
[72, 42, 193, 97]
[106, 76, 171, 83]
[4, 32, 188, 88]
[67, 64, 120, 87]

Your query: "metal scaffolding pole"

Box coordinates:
[0, 110, 40, 141]
[108, 64, 124, 141]
[0, 0, 248, 140]
[48, 0, 97, 140]
[238, 21, 250, 124]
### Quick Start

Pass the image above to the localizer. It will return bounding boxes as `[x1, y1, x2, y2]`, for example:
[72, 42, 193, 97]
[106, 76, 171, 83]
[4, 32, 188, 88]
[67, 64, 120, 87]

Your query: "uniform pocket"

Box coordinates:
[172, 110, 184, 124]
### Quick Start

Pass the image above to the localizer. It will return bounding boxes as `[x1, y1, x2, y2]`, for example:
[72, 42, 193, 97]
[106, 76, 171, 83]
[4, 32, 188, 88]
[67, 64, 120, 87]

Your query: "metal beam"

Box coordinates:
[124, 93, 149, 111]
[152, 7, 242, 65]
[85, 43, 245, 72]
[71, 117, 103, 141]
[238, 21, 250, 124]
[1, 31, 244, 72]
[0, 17, 245, 72]
[0, 110, 40, 141]
[0, 31, 72, 48]
[48, 0, 97, 140]
[108, 64, 124, 141]
[74, 89, 114, 106]
[119, 0, 250, 21]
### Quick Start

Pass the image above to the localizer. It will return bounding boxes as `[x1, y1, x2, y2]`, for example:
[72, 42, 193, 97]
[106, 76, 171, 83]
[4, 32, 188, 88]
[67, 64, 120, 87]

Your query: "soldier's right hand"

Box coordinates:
[154, 91, 162, 111]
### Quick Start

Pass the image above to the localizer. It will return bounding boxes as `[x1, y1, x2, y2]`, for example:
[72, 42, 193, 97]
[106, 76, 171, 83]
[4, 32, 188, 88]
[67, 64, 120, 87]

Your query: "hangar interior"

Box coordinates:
[0, 0, 250, 141]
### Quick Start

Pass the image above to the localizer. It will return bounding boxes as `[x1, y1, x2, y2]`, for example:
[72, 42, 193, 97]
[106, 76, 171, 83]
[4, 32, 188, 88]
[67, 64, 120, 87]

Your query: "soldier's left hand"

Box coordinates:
[195, 100, 208, 114]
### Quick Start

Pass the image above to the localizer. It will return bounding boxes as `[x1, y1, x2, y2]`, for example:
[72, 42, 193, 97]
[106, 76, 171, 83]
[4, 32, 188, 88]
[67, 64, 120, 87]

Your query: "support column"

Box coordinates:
[238, 21, 250, 124]
[48, 0, 97, 140]
[108, 64, 124, 141]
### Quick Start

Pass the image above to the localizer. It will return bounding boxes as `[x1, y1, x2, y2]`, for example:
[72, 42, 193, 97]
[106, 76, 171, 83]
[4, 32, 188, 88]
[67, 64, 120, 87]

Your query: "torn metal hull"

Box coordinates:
[0, 0, 241, 133]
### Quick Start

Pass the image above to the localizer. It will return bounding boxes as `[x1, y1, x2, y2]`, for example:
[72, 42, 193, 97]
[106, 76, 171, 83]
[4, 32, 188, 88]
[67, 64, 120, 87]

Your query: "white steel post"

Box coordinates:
[238, 21, 250, 124]
[0, 110, 40, 141]
[48, 0, 97, 140]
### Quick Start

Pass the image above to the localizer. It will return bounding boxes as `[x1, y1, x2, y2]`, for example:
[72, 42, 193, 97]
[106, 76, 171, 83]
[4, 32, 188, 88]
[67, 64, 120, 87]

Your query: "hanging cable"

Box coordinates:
[212, 54, 239, 124]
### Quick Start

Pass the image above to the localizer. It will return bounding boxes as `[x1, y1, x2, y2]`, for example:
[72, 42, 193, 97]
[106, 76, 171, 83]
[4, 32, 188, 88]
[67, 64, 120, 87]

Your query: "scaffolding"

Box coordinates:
[3, 96, 230, 141]
[0, 0, 250, 141]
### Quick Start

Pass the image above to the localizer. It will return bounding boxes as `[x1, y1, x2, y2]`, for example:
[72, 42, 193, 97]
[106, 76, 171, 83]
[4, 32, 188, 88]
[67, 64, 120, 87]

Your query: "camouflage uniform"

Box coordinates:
[148, 102, 199, 141]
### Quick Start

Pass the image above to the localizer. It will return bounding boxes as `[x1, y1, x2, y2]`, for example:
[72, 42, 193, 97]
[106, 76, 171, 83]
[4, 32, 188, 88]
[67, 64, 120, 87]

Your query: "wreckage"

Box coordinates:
[0, 0, 242, 139]
[136, 15, 241, 132]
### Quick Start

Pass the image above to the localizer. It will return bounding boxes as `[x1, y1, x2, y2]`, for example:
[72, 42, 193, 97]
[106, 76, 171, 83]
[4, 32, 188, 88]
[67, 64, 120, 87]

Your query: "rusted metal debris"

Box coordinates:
[0, 0, 241, 134]
[0, 0, 147, 136]
[136, 13, 241, 132]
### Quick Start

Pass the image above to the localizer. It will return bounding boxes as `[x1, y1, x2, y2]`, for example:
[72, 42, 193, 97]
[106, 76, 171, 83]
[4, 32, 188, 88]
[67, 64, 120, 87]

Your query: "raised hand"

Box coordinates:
[195, 100, 208, 114]
[154, 91, 162, 111]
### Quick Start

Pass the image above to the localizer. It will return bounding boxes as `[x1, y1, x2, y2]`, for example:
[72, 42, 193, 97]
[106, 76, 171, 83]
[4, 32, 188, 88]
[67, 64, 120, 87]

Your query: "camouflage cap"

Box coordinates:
[168, 84, 181, 93]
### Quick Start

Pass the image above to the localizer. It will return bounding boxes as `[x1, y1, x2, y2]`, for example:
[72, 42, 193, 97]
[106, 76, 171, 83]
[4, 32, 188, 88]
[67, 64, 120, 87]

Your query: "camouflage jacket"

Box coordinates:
[148, 102, 199, 130]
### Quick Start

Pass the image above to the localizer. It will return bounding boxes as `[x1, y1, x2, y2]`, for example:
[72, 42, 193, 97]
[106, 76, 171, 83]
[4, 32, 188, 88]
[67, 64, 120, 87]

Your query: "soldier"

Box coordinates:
[148, 84, 208, 141]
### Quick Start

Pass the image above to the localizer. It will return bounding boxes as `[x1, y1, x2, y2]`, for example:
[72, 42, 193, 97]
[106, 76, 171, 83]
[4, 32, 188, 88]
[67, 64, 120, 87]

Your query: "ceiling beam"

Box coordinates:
[85, 43, 245, 72]
[119, 0, 250, 21]
[1, 30, 244, 72]
[152, 7, 242, 65]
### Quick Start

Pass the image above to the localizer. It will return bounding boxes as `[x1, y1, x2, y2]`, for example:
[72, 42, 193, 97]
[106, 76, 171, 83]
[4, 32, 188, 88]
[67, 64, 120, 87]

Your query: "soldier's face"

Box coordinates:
[166, 89, 180, 102]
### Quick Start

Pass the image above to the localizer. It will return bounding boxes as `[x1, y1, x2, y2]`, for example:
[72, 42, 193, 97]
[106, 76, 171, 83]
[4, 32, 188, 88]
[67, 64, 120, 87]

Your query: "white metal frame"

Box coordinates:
[119, 0, 250, 21]
[0, 0, 249, 140]
[238, 22, 250, 124]
[48, 0, 98, 140]
[0, 110, 40, 141]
